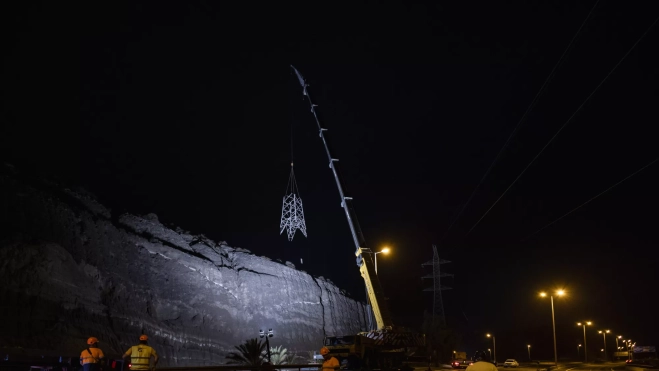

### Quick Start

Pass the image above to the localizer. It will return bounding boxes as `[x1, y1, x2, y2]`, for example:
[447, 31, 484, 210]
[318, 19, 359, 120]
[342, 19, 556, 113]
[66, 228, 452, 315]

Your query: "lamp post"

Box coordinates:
[539, 290, 565, 366]
[486, 334, 496, 364]
[616, 336, 622, 350]
[577, 321, 592, 362]
[578, 344, 582, 359]
[527, 345, 531, 361]
[627, 340, 633, 361]
[260, 329, 273, 363]
[598, 330, 610, 361]
[374, 247, 390, 274]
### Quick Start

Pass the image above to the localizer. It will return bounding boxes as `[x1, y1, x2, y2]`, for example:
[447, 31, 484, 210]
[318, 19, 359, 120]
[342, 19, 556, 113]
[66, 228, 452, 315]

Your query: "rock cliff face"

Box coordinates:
[0, 171, 367, 366]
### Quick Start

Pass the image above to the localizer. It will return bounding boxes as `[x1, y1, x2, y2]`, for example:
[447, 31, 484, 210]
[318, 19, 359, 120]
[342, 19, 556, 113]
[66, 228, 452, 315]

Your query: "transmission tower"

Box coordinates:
[422, 244, 453, 326]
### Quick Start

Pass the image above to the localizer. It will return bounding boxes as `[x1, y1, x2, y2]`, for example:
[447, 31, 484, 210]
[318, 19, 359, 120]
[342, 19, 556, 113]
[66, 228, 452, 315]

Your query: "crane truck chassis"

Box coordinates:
[323, 331, 426, 370]
[291, 66, 426, 370]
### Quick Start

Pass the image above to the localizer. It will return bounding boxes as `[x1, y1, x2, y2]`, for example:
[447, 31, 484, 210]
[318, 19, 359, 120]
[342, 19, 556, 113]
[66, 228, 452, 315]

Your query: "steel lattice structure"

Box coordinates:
[280, 163, 307, 241]
[422, 244, 453, 326]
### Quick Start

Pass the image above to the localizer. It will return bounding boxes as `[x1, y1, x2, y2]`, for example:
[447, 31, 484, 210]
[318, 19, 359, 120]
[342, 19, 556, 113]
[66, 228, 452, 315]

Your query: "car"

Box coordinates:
[503, 359, 519, 368]
[452, 360, 474, 369]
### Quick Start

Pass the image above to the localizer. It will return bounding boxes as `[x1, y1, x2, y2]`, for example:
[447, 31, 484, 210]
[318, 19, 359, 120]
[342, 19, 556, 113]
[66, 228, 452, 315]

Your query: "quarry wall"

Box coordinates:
[0, 172, 367, 366]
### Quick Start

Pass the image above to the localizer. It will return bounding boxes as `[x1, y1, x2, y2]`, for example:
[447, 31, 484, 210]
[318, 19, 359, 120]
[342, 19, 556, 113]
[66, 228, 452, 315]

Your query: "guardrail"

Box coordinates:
[160, 364, 322, 371]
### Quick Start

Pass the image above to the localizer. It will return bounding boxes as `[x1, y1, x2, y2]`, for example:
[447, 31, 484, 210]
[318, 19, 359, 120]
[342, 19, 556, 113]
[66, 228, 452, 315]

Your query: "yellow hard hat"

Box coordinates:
[87, 337, 99, 345]
[139, 335, 148, 341]
[320, 347, 330, 355]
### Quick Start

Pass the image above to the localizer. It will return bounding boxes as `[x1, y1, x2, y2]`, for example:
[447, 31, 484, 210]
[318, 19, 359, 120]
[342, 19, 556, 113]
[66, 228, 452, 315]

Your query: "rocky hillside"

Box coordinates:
[0, 169, 368, 366]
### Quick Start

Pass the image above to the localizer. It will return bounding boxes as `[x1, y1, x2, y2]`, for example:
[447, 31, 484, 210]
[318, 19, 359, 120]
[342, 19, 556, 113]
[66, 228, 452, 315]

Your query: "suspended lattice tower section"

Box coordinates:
[422, 244, 453, 327]
[280, 163, 307, 241]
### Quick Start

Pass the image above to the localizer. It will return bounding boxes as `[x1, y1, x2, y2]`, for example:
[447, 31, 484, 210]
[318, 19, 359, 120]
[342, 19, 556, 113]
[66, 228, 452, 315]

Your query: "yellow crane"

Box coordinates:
[291, 66, 424, 369]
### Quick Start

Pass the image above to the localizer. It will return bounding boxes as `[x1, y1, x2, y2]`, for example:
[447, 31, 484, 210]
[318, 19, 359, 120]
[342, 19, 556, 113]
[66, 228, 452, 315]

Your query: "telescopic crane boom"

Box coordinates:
[290, 65, 393, 331]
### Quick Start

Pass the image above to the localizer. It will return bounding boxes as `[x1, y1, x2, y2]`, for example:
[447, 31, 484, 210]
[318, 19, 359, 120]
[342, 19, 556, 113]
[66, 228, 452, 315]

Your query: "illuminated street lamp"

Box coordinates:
[598, 330, 610, 361]
[527, 345, 531, 361]
[259, 329, 274, 363]
[486, 334, 496, 364]
[616, 336, 622, 350]
[539, 290, 565, 366]
[577, 321, 592, 362]
[374, 247, 390, 274]
[578, 344, 582, 359]
[626, 340, 633, 360]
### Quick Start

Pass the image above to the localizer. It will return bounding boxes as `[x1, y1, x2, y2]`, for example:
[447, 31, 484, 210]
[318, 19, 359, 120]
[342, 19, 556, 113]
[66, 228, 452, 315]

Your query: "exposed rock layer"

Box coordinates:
[0, 173, 367, 366]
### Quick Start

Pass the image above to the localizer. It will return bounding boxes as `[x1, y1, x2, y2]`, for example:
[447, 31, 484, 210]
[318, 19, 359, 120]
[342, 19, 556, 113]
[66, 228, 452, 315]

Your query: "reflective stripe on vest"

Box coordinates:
[130, 345, 153, 370]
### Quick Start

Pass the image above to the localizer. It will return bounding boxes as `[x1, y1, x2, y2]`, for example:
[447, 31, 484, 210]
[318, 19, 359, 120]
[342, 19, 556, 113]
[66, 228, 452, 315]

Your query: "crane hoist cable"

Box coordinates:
[280, 161, 307, 241]
[279, 85, 308, 242]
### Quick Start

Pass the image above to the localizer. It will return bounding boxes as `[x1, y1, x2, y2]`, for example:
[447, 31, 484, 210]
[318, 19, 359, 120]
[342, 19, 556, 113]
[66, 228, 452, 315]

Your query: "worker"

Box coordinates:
[466, 351, 497, 371]
[320, 347, 340, 371]
[123, 334, 159, 371]
[80, 337, 105, 371]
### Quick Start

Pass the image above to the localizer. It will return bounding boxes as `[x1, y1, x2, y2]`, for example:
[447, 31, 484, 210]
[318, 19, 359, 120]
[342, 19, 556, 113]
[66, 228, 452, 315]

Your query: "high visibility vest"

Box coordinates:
[80, 348, 104, 365]
[129, 345, 156, 370]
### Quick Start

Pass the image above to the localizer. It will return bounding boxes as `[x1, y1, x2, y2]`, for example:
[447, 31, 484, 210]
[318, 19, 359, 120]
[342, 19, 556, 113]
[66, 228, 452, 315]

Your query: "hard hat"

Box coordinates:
[320, 347, 330, 355]
[87, 337, 99, 345]
[139, 335, 148, 341]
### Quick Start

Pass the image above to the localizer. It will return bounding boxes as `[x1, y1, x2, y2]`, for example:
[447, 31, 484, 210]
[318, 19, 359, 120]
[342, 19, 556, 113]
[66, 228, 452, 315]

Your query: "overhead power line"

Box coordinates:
[523, 157, 659, 241]
[439, 0, 601, 243]
[467, 13, 659, 236]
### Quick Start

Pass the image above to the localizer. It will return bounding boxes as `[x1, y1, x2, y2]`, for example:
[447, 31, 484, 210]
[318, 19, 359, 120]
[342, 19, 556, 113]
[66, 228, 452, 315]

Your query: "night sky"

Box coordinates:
[3, 1, 659, 361]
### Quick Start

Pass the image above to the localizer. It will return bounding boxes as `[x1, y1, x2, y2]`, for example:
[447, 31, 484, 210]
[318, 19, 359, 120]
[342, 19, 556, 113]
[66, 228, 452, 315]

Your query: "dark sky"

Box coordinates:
[3, 0, 659, 360]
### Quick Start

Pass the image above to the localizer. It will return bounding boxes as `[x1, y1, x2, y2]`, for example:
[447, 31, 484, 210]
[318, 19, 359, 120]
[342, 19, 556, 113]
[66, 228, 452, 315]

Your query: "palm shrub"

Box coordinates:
[226, 338, 267, 366]
[265, 345, 291, 365]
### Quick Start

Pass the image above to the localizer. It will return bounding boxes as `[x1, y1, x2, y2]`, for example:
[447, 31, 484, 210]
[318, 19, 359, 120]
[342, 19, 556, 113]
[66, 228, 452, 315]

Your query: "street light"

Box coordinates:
[374, 247, 390, 274]
[598, 330, 610, 361]
[577, 321, 592, 362]
[539, 290, 565, 366]
[486, 334, 496, 364]
[527, 345, 531, 361]
[616, 336, 622, 350]
[578, 344, 582, 359]
[626, 340, 633, 360]
[259, 329, 274, 363]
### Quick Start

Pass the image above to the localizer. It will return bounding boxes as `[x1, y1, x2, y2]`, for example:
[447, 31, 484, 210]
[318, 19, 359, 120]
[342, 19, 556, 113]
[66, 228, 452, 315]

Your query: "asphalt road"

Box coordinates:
[418, 362, 627, 371]
[498, 362, 627, 371]
[558, 362, 627, 371]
